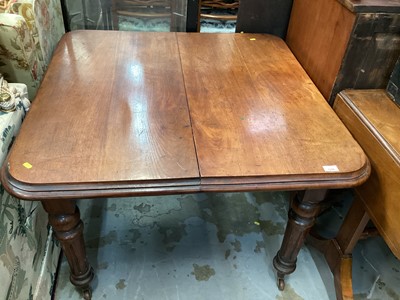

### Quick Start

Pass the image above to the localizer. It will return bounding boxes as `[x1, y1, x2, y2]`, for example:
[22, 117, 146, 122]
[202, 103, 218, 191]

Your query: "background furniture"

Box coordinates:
[309, 88, 400, 300]
[235, 0, 293, 38]
[61, 0, 100, 30]
[0, 76, 61, 300]
[0, 0, 65, 98]
[286, 0, 400, 103]
[112, 0, 173, 31]
[196, 0, 239, 32]
[387, 56, 400, 103]
[60, 0, 187, 32]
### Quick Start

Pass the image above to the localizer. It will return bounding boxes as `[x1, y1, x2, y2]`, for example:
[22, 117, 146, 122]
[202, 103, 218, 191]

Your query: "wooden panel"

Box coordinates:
[338, 0, 400, 13]
[235, 0, 293, 39]
[286, 0, 356, 100]
[178, 33, 369, 187]
[334, 90, 400, 258]
[340, 90, 400, 162]
[331, 13, 400, 103]
[5, 31, 199, 186]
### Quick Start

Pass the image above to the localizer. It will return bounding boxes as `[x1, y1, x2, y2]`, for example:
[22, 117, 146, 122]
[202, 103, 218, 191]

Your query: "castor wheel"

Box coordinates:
[82, 287, 92, 300]
[277, 277, 285, 291]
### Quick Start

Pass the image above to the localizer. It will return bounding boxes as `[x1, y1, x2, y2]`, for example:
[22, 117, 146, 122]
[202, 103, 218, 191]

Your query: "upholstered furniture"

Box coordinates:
[0, 0, 64, 98]
[0, 76, 61, 300]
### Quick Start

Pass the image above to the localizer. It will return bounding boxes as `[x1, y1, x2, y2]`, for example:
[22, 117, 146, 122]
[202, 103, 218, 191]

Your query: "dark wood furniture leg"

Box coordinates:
[273, 189, 327, 290]
[60, 0, 71, 32]
[41, 200, 94, 300]
[307, 195, 370, 300]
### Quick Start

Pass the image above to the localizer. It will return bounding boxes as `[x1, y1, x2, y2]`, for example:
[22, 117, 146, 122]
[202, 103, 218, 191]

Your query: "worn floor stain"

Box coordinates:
[87, 230, 118, 248]
[254, 240, 265, 253]
[115, 279, 126, 290]
[107, 203, 117, 212]
[253, 192, 289, 220]
[259, 220, 286, 236]
[201, 193, 260, 243]
[55, 191, 400, 299]
[276, 284, 304, 300]
[231, 239, 242, 252]
[354, 293, 368, 300]
[97, 262, 109, 270]
[134, 203, 152, 213]
[191, 264, 216, 281]
[157, 223, 187, 251]
[128, 228, 141, 243]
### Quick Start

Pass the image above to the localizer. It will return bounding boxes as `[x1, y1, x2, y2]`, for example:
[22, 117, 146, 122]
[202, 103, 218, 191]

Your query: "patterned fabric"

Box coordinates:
[0, 0, 64, 98]
[0, 79, 61, 300]
[0, 13, 42, 99]
[118, 16, 171, 32]
[0, 78, 30, 163]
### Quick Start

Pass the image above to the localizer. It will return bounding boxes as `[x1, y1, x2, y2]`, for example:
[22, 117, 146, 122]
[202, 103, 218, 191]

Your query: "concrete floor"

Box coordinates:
[53, 191, 400, 300]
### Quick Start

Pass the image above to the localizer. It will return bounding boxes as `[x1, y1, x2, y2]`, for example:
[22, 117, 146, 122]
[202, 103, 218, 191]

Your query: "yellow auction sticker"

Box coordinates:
[23, 162, 33, 169]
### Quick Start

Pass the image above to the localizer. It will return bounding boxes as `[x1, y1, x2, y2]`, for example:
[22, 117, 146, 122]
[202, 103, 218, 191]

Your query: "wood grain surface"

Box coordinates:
[286, 0, 356, 101]
[340, 90, 400, 161]
[334, 90, 400, 258]
[177, 33, 368, 186]
[1, 31, 370, 199]
[4, 31, 199, 188]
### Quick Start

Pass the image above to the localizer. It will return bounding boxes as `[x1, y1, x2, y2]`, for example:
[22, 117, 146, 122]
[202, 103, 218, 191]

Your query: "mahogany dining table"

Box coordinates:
[0, 31, 370, 299]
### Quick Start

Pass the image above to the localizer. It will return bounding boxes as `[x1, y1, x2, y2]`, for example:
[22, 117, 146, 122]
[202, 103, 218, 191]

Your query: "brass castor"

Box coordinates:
[82, 287, 92, 300]
[277, 277, 285, 291]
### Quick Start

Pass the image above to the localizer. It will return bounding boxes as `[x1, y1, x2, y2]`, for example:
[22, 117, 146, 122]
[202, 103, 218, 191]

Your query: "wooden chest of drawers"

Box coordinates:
[287, 0, 400, 103]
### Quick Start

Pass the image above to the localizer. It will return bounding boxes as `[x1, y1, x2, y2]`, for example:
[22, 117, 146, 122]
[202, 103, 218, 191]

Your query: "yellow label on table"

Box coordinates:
[23, 162, 33, 169]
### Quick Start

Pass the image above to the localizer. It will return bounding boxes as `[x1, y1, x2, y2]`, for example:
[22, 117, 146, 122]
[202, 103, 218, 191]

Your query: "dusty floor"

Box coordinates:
[53, 191, 400, 300]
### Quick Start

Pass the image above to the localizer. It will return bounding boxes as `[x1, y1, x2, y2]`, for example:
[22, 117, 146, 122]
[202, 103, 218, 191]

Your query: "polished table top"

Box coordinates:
[1, 31, 370, 199]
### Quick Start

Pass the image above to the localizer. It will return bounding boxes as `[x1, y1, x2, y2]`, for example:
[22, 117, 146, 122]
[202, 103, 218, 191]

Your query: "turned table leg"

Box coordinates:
[273, 189, 327, 290]
[41, 200, 94, 300]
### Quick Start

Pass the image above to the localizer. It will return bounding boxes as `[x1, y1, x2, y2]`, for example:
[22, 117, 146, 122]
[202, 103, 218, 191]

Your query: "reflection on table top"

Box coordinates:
[2, 31, 370, 199]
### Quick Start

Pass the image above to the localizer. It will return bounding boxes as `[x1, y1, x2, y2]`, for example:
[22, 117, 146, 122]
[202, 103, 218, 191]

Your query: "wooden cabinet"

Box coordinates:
[286, 0, 400, 103]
